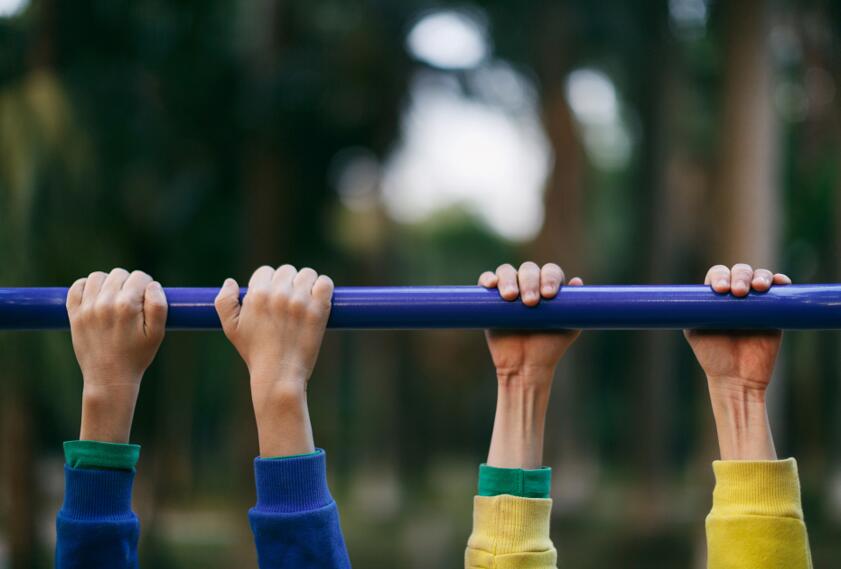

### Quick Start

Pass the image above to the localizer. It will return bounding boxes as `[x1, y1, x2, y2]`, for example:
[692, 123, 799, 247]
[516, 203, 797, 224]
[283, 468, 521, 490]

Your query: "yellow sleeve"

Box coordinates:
[706, 458, 813, 569]
[465, 494, 557, 569]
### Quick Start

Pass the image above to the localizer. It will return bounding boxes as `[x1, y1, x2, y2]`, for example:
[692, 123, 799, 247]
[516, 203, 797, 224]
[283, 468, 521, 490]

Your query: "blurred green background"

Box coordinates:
[2, 0, 841, 567]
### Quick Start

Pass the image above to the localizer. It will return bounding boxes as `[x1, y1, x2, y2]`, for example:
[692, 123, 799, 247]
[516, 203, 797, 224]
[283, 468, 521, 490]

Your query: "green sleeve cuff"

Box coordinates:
[265, 450, 322, 460]
[64, 440, 141, 471]
[478, 464, 552, 499]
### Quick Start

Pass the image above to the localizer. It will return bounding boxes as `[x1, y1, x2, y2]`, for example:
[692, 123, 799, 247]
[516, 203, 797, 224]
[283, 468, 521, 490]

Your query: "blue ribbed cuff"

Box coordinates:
[60, 465, 136, 521]
[253, 448, 333, 514]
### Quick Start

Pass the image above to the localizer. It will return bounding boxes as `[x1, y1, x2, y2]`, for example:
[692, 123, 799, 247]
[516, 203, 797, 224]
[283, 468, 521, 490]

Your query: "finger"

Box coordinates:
[478, 271, 498, 288]
[214, 278, 241, 331]
[730, 263, 753, 297]
[66, 278, 86, 313]
[773, 273, 792, 285]
[271, 264, 298, 296]
[123, 270, 153, 301]
[245, 265, 276, 306]
[292, 267, 319, 292]
[117, 271, 153, 322]
[751, 268, 773, 292]
[248, 265, 275, 291]
[100, 267, 131, 296]
[569, 276, 584, 286]
[143, 281, 168, 339]
[539, 263, 565, 299]
[312, 274, 335, 306]
[517, 262, 541, 306]
[495, 263, 519, 301]
[81, 271, 108, 306]
[705, 265, 731, 293]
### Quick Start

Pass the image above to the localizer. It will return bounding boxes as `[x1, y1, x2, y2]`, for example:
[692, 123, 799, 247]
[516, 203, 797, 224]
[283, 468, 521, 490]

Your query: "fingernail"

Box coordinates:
[524, 292, 538, 303]
[715, 279, 728, 288]
[542, 285, 553, 295]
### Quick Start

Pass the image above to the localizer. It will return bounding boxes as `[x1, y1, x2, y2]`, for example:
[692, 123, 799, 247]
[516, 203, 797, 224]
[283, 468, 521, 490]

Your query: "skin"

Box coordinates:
[478, 262, 583, 469]
[215, 265, 334, 457]
[67, 268, 168, 443]
[684, 263, 792, 460]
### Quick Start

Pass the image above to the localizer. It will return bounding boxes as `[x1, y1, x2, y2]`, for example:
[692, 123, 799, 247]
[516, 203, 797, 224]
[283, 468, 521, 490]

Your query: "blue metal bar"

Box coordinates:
[1, 285, 840, 330]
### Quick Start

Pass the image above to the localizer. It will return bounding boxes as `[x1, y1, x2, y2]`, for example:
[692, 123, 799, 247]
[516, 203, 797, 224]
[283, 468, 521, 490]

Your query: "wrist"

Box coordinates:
[496, 367, 555, 392]
[706, 374, 768, 404]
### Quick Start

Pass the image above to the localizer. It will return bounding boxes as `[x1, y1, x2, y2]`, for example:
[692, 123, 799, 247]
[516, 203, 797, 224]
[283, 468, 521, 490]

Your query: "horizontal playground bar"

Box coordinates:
[1, 285, 841, 330]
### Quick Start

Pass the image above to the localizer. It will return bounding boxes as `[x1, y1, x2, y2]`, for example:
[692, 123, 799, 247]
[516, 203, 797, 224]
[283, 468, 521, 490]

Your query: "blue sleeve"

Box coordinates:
[55, 465, 139, 569]
[249, 449, 351, 569]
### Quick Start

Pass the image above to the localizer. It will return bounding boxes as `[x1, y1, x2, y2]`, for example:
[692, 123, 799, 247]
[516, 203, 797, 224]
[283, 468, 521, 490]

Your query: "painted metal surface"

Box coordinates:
[1, 285, 840, 330]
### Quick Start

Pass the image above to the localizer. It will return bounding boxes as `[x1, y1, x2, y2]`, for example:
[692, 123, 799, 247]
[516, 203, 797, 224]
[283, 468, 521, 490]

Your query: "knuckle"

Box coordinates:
[248, 288, 270, 306]
[269, 289, 290, 310]
[93, 300, 113, 319]
[305, 303, 326, 321]
[288, 296, 308, 317]
[88, 271, 106, 280]
[115, 298, 134, 315]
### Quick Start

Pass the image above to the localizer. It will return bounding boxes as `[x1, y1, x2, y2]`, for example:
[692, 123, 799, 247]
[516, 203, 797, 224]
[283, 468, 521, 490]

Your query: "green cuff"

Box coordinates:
[64, 440, 141, 471]
[478, 464, 552, 498]
[266, 450, 321, 460]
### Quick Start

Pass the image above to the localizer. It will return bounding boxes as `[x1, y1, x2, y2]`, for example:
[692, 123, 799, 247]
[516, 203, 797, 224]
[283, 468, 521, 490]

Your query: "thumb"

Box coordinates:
[144, 281, 168, 340]
[215, 278, 241, 332]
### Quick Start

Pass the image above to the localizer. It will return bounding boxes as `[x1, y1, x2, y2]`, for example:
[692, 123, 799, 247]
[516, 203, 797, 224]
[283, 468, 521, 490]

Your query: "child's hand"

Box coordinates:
[67, 269, 167, 442]
[479, 262, 583, 389]
[215, 265, 333, 391]
[684, 263, 791, 402]
[480, 262, 582, 469]
[215, 265, 333, 456]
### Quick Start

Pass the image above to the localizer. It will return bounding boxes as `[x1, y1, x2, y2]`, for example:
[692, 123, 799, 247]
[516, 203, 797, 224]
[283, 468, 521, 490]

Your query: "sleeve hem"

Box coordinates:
[478, 464, 552, 498]
[253, 448, 334, 514]
[711, 457, 804, 519]
[60, 465, 136, 521]
[64, 440, 140, 471]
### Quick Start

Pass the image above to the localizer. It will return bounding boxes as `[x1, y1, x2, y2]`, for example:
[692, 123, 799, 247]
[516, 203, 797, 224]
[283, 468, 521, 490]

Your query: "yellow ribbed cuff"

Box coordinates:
[711, 458, 803, 519]
[467, 495, 556, 564]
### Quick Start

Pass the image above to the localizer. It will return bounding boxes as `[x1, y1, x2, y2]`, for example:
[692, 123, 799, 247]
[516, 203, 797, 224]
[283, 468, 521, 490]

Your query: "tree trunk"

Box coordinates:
[715, 0, 779, 267]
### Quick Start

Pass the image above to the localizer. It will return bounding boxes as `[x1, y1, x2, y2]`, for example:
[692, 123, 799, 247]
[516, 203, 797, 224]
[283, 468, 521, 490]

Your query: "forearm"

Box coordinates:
[707, 376, 776, 460]
[251, 378, 315, 458]
[79, 383, 140, 443]
[487, 370, 552, 471]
